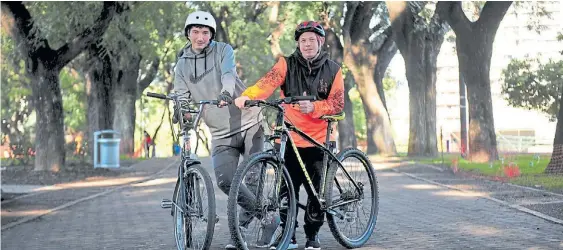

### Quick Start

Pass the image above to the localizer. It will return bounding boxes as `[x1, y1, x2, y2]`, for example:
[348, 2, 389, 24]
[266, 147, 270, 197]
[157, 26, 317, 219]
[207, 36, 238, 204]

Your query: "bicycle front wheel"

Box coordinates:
[173, 164, 216, 250]
[325, 148, 379, 248]
[227, 152, 297, 250]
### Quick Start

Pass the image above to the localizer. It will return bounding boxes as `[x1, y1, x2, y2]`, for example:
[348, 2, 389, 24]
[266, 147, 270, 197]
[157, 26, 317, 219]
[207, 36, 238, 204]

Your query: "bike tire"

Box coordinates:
[325, 148, 379, 248]
[227, 152, 297, 250]
[173, 164, 216, 250]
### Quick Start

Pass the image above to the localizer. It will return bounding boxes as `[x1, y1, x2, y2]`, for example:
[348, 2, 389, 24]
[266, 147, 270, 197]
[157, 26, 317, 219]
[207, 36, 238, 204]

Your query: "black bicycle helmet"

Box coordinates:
[294, 21, 325, 41]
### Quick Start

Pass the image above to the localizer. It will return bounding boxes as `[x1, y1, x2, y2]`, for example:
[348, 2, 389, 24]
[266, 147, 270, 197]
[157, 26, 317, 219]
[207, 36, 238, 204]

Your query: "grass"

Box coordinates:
[411, 153, 563, 191]
[510, 175, 563, 190]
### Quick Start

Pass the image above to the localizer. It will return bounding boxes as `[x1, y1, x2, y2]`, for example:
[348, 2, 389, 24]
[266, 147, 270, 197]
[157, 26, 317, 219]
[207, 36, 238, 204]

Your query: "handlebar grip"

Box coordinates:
[244, 100, 261, 107]
[292, 96, 317, 102]
[147, 92, 169, 100]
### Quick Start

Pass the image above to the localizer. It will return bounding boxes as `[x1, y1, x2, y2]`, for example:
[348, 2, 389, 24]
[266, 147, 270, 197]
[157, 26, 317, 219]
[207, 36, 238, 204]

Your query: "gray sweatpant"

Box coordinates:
[211, 123, 263, 226]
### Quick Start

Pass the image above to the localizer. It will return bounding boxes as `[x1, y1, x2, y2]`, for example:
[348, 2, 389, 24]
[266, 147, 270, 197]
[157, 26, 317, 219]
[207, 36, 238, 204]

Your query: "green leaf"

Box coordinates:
[501, 56, 563, 121]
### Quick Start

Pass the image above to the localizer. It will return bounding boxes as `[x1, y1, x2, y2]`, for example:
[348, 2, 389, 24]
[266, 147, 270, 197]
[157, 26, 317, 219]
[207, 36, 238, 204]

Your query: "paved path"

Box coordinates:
[1, 157, 562, 249]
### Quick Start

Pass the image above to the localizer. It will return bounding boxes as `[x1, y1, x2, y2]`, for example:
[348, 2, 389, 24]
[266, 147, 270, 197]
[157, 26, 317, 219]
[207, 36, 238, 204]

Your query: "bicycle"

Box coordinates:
[227, 96, 379, 249]
[147, 91, 217, 250]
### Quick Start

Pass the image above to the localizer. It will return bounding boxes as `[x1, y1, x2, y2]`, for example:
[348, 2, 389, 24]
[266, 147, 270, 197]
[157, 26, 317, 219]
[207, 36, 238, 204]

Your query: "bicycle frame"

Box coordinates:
[177, 99, 219, 219]
[257, 99, 364, 214]
[148, 91, 217, 215]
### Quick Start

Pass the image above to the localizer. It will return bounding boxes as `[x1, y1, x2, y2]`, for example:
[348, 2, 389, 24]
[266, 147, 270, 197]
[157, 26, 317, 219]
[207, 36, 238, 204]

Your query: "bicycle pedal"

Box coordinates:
[161, 199, 172, 209]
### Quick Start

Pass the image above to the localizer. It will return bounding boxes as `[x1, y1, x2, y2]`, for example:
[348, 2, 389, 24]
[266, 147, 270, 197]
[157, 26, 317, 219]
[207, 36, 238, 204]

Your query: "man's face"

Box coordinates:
[189, 26, 212, 51]
[298, 32, 320, 60]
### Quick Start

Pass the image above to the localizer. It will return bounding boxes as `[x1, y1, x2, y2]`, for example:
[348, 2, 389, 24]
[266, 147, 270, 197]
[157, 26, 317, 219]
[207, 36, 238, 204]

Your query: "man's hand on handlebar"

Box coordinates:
[217, 91, 233, 107]
[298, 91, 314, 114]
[234, 96, 250, 109]
[234, 94, 317, 110]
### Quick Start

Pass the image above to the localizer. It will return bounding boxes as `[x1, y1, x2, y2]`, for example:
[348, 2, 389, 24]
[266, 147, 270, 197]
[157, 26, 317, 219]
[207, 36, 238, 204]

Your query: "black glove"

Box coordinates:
[217, 90, 233, 105]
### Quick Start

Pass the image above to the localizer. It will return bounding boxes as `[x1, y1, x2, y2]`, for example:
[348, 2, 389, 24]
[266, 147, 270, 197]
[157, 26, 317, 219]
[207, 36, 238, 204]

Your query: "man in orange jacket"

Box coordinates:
[234, 21, 344, 250]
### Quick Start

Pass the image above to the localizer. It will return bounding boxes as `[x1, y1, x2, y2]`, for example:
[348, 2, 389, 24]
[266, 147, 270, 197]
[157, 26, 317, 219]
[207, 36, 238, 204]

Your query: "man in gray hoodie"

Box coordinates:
[174, 11, 274, 249]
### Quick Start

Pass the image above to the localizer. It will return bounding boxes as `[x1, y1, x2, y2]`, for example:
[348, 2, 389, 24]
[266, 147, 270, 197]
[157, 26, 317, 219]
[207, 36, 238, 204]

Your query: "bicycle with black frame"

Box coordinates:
[227, 96, 379, 249]
[147, 91, 217, 250]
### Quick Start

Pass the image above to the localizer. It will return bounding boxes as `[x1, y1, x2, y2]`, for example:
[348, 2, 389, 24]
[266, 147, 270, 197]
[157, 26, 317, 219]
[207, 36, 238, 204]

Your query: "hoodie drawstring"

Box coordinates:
[191, 44, 210, 80]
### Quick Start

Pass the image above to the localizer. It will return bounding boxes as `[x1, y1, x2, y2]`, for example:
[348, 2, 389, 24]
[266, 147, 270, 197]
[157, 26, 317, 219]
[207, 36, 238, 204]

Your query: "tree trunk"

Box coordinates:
[404, 34, 443, 157]
[373, 36, 398, 116]
[545, 86, 563, 174]
[389, 2, 447, 157]
[85, 42, 115, 151]
[438, 1, 512, 162]
[113, 64, 140, 156]
[342, 1, 397, 155]
[369, 35, 398, 153]
[31, 64, 65, 171]
[338, 72, 357, 149]
[457, 36, 499, 162]
[423, 39, 441, 156]
[348, 61, 396, 155]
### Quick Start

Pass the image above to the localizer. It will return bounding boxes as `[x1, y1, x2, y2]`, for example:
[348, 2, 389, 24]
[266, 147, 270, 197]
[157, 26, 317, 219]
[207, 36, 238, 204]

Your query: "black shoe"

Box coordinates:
[305, 236, 321, 250]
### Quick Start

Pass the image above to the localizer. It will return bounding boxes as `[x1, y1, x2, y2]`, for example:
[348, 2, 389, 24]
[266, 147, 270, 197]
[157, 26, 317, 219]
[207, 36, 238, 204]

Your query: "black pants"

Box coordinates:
[278, 143, 325, 238]
[212, 124, 264, 226]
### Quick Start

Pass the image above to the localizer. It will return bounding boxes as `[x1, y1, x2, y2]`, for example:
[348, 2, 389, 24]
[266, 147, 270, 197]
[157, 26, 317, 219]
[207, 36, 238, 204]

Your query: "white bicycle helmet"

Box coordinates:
[184, 11, 217, 39]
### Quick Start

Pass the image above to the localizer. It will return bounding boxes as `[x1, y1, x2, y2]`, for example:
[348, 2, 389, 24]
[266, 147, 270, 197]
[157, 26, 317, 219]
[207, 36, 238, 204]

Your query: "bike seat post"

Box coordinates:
[325, 120, 333, 148]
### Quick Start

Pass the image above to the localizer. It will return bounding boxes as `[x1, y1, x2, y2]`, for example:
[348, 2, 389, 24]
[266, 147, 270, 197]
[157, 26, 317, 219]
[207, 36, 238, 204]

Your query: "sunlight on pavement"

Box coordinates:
[458, 224, 503, 236]
[370, 162, 406, 171]
[403, 184, 441, 190]
[138, 189, 162, 194]
[1, 209, 52, 217]
[131, 177, 176, 187]
[377, 172, 403, 177]
[122, 188, 169, 197]
[0, 185, 46, 194]
[446, 184, 482, 190]
[432, 190, 487, 198]
[35, 177, 146, 191]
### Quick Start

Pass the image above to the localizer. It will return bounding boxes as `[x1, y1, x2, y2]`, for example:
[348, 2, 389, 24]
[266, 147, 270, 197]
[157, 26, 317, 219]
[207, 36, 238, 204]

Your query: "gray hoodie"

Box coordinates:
[174, 41, 262, 140]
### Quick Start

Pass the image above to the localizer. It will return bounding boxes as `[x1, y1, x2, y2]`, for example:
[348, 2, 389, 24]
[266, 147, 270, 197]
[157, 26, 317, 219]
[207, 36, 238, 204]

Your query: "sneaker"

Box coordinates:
[225, 240, 247, 249]
[269, 235, 298, 250]
[305, 236, 321, 250]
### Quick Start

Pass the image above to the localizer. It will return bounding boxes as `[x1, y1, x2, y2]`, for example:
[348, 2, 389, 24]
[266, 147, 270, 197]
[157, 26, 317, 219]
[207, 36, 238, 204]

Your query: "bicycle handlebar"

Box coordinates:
[199, 100, 221, 105]
[244, 96, 317, 108]
[146, 92, 224, 106]
[147, 92, 170, 100]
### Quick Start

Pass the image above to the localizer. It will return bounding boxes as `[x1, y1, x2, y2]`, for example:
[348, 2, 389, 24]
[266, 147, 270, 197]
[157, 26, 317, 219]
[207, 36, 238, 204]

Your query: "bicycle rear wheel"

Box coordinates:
[173, 164, 216, 250]
[227, 152, 297, 250]
[325, 148, 379, 248]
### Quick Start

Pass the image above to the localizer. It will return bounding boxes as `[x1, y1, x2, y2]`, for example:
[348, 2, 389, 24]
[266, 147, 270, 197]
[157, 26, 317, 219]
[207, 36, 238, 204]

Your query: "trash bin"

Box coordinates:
[94, 130, 121, 168]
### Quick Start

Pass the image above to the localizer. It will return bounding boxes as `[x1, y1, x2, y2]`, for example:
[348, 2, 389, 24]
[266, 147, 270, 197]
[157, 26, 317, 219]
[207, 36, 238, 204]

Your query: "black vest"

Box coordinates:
[281, 54, 340, 101]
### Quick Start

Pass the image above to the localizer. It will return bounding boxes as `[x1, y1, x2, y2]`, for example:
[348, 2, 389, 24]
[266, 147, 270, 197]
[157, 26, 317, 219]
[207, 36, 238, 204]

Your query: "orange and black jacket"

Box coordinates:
[241, 51, 344, 147]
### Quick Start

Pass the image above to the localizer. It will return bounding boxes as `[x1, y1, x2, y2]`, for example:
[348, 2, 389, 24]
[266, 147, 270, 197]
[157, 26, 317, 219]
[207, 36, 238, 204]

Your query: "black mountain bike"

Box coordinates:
[227, 96, 379, 249]
[147, 92, 216, 250]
